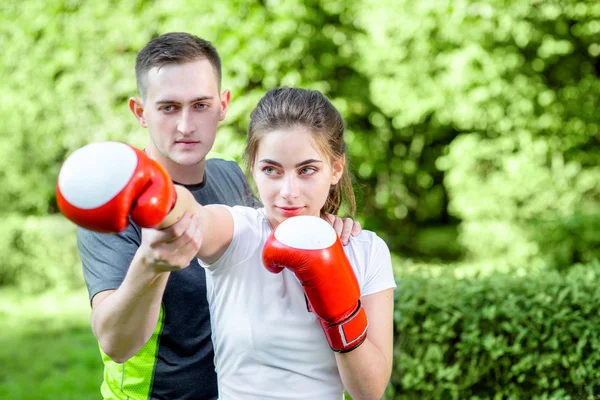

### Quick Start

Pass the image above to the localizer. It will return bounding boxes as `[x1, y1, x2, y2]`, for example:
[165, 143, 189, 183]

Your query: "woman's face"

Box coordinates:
[252, 126, 344, 227]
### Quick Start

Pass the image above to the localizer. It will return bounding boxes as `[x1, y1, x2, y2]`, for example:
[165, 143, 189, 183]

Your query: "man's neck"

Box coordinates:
[166, 159, 207, 186]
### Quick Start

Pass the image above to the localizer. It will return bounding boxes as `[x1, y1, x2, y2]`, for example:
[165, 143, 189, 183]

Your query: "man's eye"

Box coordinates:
[160, 105, 174, 112]
[194, 103, 207, 110]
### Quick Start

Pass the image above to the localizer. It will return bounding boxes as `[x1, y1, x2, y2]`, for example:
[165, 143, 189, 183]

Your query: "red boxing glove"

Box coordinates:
[262, 216, 368, 352]
[56, 142, 188, 233]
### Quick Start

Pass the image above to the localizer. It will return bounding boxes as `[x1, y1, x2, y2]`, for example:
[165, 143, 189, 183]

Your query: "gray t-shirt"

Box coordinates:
[77, 158, 260, 400]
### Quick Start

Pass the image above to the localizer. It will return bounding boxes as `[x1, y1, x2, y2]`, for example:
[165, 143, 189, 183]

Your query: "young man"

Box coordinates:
[77, 32, 360, 400]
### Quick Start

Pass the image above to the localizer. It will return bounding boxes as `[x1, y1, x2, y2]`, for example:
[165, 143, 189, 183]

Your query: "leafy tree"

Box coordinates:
[353, 0, 600, 268]
[1, 0, 599, 282]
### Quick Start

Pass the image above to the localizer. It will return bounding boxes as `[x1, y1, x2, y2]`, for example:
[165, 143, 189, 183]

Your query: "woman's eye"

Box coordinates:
[263, 167, 277, 175]
[300, 167, 316, 175]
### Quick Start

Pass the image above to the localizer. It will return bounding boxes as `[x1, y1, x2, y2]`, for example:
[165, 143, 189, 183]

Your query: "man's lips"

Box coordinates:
[175, 140, 200, 148]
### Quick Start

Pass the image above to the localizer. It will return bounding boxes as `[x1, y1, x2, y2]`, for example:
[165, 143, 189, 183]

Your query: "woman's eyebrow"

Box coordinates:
[258, 159, 323, 167]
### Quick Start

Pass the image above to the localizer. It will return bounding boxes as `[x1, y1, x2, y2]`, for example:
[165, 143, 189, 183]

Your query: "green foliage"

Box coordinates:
[0, 0, 415, 258]
[390, 261, 600, 399]
[352, 0, 600, 265]
[2, 0, 599, 264]
[395, 0, 600, 268]
[0, 215, 82, 292]
[441, 132, 600, 270]
[7, 260, 600, 399]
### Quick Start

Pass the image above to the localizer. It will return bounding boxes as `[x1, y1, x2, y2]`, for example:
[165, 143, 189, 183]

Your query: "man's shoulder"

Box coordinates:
[76, 217, 140, 244]
[204, 158, 248, 189]
[199, 158, 259, 207]
[206, 157, 243, 175]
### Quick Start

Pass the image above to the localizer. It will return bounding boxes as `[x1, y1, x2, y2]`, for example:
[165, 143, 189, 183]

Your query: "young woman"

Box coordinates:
[190, 87, 396, 400]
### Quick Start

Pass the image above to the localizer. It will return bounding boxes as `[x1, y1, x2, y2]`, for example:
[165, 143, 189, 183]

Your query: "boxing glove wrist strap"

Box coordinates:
[320, 301, 368, 353]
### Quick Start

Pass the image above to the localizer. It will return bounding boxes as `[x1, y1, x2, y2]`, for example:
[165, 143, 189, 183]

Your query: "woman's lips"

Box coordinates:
[278, 206, 303, 217]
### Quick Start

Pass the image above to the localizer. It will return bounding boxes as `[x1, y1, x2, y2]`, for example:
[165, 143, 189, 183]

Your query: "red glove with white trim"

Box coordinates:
[56, 142, 194, 233]
[262, 216, 368, 352]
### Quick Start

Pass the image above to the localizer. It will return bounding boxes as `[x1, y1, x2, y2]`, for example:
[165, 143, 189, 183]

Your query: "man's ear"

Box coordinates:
[129, 97, 147, 127]
[219, 90, 231, 121]
[331, 155, 345, 185]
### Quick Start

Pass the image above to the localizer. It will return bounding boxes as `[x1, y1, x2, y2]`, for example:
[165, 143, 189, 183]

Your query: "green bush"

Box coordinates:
[389, 261, 600, 399]
[4, 216, 600, 399]
[0, 215, 82, 293]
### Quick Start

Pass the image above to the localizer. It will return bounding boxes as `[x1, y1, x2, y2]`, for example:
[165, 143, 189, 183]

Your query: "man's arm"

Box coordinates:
[87, 213, 203, 363]
[90, 202, 235, 362]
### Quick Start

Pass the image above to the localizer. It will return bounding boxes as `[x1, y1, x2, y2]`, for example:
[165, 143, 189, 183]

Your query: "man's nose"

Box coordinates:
[177, 109, 196, 135]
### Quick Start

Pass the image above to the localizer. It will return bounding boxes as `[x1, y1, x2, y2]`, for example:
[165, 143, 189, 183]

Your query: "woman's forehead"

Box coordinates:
[256, 128, 325, 160]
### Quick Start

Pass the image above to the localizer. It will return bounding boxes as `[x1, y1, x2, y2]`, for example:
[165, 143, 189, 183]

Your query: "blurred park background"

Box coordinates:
[1, 0, 600, 398]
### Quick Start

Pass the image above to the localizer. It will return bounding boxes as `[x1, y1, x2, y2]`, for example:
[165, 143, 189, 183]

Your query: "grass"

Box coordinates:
[0, 286, 382, 399]
[0, 287, 103, 399]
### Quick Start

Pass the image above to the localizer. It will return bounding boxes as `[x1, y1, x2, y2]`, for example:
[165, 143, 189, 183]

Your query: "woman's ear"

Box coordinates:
[331, 155, 345, 185]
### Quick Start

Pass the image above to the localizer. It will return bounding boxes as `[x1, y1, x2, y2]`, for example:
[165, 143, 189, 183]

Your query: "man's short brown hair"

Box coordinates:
[135, 32, 222, 99]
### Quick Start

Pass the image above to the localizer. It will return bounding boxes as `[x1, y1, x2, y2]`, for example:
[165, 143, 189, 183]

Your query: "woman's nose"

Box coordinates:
[279, 175, 299, 200]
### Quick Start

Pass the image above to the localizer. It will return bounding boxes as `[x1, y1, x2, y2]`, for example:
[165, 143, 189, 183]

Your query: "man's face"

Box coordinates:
[138, 59, 228, 167]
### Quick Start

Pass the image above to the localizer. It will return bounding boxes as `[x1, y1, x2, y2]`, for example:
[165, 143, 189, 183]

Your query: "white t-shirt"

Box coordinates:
[200, 206, 396, 400]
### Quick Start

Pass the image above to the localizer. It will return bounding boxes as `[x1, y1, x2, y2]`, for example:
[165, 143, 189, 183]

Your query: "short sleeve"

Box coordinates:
[77, 222, 141, 303]
[198, 206, 266, 272]
[361, 234, 397, 297]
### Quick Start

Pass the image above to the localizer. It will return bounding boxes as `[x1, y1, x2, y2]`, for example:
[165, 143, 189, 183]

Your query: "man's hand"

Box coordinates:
[138, 212, 203, 272]
[325, 214, 362, 246]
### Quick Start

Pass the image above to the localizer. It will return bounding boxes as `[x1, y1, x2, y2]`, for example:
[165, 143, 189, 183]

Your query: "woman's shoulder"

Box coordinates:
[230, 205, 268, 220]
[344, 229, 395, 293]
[344, 229, 391, 268]
[228, 206, 271, 235]
[346, 229, 389, 253]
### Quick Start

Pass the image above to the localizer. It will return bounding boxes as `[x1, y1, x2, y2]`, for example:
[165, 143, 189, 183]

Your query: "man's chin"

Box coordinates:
[171, 151, 209, 166]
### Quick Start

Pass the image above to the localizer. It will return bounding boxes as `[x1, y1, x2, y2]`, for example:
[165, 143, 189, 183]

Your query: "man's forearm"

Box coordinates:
[91, 253, 170, 363]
